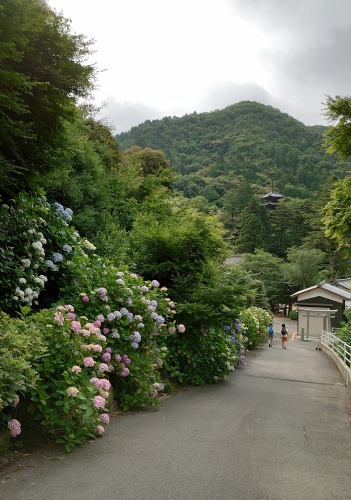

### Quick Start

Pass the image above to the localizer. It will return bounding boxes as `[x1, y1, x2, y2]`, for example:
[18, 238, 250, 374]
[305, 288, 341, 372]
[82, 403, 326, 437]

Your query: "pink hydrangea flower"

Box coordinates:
[83, 357, 95, 367]
[82, 295, 90, 303]
[168, 326, 176, 334]
[54, 313, 64, 326]
[64, 305, 74, 312]
[96, 378, 111, 390]
[130, 273, 138, 279]
[8, 419, 21, 437]
[71, 321, 81, 332]
[96, 425, 105, 435]
[67, 312, 76, 321]
[12, 397, 20, 407]
[80, 329, 90, 337]
[151, 280, 160, 287]
[93, 396, 106, 409]
[98, 363, 109, 372]
[100, 413, 110, 424]
[71, 365, 82, 373]
[92, 345, 103, 353]
[119, 367, 130, 377]
[178, 324, 186, 333]
[102, 352, 111, 363]
[90, 377, 99, 385]
[115, 354, 121, 363]
[149, 389, 158, 398]
[102, 328, 110, 335]
[105, 347, 112, 353]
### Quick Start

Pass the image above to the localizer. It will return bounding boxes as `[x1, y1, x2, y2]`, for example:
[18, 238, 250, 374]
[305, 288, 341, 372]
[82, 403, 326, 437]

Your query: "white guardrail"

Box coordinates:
[321, 330, 351, 388]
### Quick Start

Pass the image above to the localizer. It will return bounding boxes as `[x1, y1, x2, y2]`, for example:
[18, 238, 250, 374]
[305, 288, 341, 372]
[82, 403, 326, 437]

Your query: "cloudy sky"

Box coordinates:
[47, 0, 351, 133]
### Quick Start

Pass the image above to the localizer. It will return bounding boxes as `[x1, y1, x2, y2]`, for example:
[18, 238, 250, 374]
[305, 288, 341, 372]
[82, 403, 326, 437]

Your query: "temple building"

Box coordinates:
[261, 191, 285, 210]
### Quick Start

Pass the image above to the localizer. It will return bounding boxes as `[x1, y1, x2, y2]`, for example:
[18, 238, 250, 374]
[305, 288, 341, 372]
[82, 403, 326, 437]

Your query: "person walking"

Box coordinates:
[268, 322, 275, 347]
[280, 323, 288, 349]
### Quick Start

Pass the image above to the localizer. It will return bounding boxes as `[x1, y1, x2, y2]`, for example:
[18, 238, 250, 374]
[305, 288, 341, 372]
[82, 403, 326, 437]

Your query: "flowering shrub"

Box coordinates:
[59, 256, 179, 410]
[26, 305, 121, 453]
[225, 319, 248, 367]
[239, 306, 272, 349]
[158, 323, 242, 385]
[0, 192, 95, 313]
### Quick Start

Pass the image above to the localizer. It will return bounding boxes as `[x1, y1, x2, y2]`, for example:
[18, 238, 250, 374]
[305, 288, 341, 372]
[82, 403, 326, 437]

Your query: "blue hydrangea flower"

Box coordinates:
[52, 252, 63, 263]
[62, 244, 72, 253]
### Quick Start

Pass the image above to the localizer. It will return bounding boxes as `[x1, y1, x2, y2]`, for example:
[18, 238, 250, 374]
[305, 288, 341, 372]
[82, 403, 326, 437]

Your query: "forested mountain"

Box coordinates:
[117, 101, 351, 200]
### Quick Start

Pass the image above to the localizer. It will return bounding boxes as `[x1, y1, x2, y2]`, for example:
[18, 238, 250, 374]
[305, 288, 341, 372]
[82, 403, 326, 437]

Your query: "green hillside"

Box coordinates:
[117, 101, 350, 199]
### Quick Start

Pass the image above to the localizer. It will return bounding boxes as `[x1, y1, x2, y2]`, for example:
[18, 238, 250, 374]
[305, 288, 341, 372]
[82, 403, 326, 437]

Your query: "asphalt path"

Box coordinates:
[1, 317, 351, 500]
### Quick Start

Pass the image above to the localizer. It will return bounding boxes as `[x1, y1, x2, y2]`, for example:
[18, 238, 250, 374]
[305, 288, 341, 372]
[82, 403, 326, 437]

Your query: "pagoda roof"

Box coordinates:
[261, 191, 285, 199]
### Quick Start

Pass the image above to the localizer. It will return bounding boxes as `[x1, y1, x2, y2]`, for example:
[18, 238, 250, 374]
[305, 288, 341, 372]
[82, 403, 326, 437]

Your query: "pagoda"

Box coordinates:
[261, 191, 285, 210]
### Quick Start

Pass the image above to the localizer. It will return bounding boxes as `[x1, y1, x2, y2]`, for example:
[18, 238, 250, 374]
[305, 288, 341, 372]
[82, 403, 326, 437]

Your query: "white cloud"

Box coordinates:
[48, 0, 351, 131]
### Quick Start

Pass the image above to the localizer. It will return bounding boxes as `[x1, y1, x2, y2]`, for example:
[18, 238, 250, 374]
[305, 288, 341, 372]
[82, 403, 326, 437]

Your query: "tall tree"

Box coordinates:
[323, 95, 351, 161]
[322, 95, 351, 258]
[0, 0, 95, 195]
[239, 249, 285, 309]
[222, 180, 254, 228]
[281, 247, 327, 291]
[235, 196, 270, 253]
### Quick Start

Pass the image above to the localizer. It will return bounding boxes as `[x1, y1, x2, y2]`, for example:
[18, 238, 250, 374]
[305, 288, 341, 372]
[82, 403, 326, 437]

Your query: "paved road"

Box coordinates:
[1, 318, 351, 500]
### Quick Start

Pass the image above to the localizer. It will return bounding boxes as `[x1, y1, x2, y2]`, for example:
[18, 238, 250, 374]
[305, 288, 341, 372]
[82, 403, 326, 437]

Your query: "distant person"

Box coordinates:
[268, 322, 275, 347]
[280, 323, 288, 349]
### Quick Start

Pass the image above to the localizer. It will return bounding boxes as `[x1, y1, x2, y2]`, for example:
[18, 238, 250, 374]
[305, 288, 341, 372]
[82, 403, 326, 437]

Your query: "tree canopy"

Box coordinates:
[0, 0, 95, 194]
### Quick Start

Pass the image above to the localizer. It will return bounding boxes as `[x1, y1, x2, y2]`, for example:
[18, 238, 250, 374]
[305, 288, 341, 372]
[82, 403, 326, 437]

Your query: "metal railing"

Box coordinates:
[321, 330, 351, 369]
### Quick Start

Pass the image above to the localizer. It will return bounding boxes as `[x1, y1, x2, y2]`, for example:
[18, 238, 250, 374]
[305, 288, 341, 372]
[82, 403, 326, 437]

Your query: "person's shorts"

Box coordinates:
[282, 336, 288, 342]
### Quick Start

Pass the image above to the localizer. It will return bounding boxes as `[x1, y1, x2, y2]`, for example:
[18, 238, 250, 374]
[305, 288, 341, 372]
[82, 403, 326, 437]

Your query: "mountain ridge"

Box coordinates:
[116, 101, 350, 198]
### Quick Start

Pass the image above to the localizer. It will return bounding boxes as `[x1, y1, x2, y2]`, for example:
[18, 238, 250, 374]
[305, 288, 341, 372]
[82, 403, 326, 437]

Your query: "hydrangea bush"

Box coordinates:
[1, 193, 182, 450]
[239, 306, 272, 349]
[157, 322, 247, 386]
[59, 255, 179, 410]
[1, 193, 273, 451]
[26, 305, 116, 452]
[0, 192, 92, 313]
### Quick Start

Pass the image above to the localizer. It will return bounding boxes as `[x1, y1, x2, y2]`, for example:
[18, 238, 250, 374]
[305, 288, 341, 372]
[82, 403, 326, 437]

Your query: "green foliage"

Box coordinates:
[0, 0, 95, 194]
[158, 324, 245, 386]
[0, 311, 45, 414]
[335, 309, 351, 345]
[235, 196, 271, 253]
[239, 307, 272, 349]
[323, 176, 351, 252]
[323, 95, 351, 161]
[239, 250, 285, 307]
[128, 202, 228, 298]
[118, 102, 351, 199]
[289, 310, 298, 321]
[269, 198, 314, 257]
[176, 263, 257, 330]
[153, 265, 257, 385]
[281, 247, 327, 291]
[221, 180, 254, 227]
